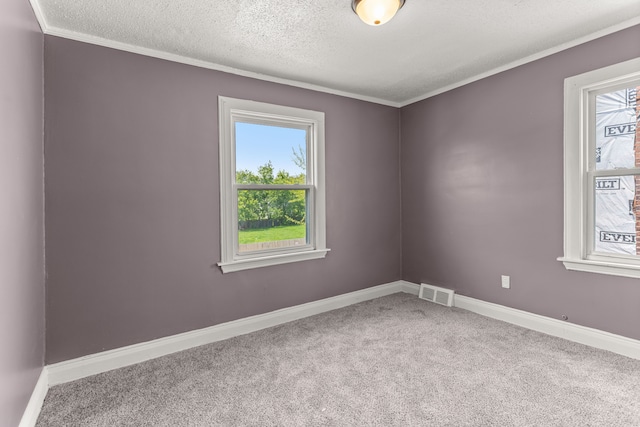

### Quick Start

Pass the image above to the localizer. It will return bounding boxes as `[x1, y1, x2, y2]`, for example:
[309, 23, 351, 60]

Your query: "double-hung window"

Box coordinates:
[217, 97, 328, 273]
[560, 57, 640, 278]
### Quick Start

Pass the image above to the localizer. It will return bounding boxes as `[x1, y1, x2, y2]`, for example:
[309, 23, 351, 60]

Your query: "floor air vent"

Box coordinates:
[419, 284, 455, 307]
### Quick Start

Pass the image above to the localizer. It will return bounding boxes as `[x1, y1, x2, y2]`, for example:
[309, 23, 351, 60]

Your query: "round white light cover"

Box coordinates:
[355, 0, 402, 26]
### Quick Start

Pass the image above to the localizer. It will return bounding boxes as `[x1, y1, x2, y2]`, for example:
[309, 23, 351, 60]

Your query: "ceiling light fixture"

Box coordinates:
[352, 0, 405, 26]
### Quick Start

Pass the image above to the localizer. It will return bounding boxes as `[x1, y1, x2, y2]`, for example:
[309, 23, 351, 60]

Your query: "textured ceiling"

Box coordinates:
[31, 0, 640, 106]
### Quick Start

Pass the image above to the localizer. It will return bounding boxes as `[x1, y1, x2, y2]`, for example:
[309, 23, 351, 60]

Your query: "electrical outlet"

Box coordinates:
[501, 275, 510, 289]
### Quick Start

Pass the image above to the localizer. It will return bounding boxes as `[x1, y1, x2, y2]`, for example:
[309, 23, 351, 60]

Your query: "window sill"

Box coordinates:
[558, 256, 640, 279]
[219, 248, 330, 273]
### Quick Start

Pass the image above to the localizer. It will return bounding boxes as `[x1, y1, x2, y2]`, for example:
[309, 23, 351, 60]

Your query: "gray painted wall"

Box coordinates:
[44, 36, 402, 363]
[0, 0, 45, 425]
[44, 22, 640, 364]
[401, 25, 640, 340]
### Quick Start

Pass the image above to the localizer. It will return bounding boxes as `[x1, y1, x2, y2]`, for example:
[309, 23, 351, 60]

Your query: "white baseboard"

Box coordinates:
[453, 293, 640, 360]
[400, 280, 420, 295]
[25, 278, 640, 424]
[48, 280, 414, 386]
[407, 281, 640, 359]
[19, 367, 48, 427]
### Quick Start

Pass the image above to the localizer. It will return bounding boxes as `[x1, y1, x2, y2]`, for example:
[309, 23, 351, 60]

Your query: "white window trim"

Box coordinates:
[559, 57, 640, 278]
[217, 96, 329, 273]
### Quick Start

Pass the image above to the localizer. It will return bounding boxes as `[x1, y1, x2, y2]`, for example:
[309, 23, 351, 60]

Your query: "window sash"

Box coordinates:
[585, 78, 640, 260]
[586, 169, 640, 254]
[586, 174, 640, 262]
[232, 116, 313, 186]
[233, 187, 315, 258]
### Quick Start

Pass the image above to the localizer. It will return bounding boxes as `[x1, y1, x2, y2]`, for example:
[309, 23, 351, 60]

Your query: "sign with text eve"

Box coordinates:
[599, 231, 636, 244]
[604, 122, 636, 137]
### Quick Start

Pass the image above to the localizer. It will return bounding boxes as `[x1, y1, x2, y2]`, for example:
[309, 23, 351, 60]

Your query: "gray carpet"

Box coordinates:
[37, 293, 640, 426]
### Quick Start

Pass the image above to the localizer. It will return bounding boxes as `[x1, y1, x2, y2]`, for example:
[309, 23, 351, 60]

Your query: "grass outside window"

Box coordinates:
[238, 224, 306, 244]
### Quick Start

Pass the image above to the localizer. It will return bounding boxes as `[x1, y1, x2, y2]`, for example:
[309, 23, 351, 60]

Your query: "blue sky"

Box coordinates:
[235, 122, 306, 176]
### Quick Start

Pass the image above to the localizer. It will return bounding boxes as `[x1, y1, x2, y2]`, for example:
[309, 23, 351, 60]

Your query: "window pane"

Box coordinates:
[237, 189, 307, 253]
[594, 175, 640, 255]
[235, 122, 307, 184]
[595, 87, 638, 171]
